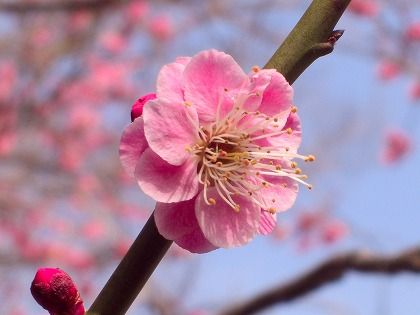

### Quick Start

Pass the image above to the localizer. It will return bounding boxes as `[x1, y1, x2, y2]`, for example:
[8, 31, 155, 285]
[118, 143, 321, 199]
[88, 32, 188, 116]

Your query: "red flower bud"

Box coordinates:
[31, 268, 85, 315]
[131, 93, 157, 122]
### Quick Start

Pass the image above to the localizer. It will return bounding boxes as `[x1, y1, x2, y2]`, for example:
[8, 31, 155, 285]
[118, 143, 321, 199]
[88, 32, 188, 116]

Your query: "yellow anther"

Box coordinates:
[294, 168, 302, 175]
[252, 65, 260, 73]
[275, 165, 282, 171]
[208, 198, 216, 205]
[304, 154, 316, 162]
[234, 204, 241, 212]
[184, 101, 192, 107]
[286, 127, 293, 135]
[268, 207, 277, 214]
[291, 106, 298, 113]
[290, 161, 297, 168]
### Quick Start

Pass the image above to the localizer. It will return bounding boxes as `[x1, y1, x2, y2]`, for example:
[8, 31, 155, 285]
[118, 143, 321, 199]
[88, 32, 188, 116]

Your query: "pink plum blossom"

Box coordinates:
[348, 0, 379, 17]
[321, 220, 348, 244]
[409, 81, 420, 101]
[125, 0, 149, 24]
[376, 59, 400, 81]
[99, 31, 127, 54]
[405, 22, 420, 41]
[120, 49, 313, 252]
[31, 268, 85, 315]
[148, 15, 173, 40]
[380, 128, 411, 164]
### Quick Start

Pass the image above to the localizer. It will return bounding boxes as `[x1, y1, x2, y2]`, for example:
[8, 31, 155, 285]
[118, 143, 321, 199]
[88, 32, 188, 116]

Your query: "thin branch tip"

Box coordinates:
[328, 29, 345, 44]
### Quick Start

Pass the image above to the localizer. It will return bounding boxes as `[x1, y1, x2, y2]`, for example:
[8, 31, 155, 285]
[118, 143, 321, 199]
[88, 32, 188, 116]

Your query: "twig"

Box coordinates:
[87, 213, 172, 315]
[0, 0, 127, 13]
[220, 248, 420, 315]
[264, 0, 350, 83]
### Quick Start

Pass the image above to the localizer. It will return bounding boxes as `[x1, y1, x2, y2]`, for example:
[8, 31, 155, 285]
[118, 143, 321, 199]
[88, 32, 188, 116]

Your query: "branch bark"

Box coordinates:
[220, 248, 420, 315]
[0, 0, 127, 13]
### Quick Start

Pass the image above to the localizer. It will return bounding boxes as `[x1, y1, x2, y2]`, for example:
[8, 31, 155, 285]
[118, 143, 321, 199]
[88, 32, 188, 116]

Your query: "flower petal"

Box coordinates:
[243, 69, 275, 112]
[258, 211, 277, 235]
[183, 49, 247, 122]
[267, 112, 302, 154]
[154, 199, 197, 240]
[258, 70, 293, 123]
[154, 200, 217, 253]
[260, 176, 298, 213]
[175, 229, 218, 254]
[143, 99, 199, 166]
[119, 118, 148, 177]
[157, 57, 190, 102]
[195, 187, 260, 248]
[135, 148, 199, 203]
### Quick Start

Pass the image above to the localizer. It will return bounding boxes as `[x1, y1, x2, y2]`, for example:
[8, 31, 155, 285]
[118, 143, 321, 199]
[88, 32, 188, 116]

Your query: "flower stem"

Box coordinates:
[87, 213, 172, 315]
[87, 1, 350, 314]
[265, 0, 350, 83]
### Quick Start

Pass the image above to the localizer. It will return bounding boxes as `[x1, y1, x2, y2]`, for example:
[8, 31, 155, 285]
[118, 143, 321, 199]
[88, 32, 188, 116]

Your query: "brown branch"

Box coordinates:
[0, 0, 128, 13]
[220, 247, 420, 315]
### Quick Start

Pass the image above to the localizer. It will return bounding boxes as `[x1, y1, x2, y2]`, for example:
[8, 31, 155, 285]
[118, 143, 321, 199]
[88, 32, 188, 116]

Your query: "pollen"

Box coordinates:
[192, 95, 312, 212]
[252, 65, 260, 73]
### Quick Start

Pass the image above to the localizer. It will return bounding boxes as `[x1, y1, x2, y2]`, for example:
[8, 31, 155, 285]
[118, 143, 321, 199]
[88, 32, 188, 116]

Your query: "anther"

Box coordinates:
[291, 106, 298, 113]
[286, 128, 293, 135]
[184, 101, 192, 107]
[208, 198, 216, 205]
[290, 162, 297, 168]
[304, 155, 316, 162]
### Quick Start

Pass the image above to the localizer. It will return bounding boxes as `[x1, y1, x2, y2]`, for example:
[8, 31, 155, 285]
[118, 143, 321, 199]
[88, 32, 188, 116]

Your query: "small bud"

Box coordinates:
[31, 268, 85, 315]
[131, 93, 157, 122]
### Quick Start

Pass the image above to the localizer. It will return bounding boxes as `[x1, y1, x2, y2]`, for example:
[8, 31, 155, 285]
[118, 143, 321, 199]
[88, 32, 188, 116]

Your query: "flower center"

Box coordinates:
[188, 101, 313, 213]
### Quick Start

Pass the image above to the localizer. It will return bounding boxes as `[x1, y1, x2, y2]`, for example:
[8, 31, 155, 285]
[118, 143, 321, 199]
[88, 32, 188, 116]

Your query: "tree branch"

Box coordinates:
[264, 0, 350, 83]
[220, 247, 420, 315]
[0, 0, 127, 13]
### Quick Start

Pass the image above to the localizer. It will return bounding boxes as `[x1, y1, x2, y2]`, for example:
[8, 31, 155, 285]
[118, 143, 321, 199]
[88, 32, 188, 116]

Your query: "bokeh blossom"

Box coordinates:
[405, 22, 420, 42]
[380, 128, 411, 164]
[120, 49, 313, 253]
[348, 0, 379, 17]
